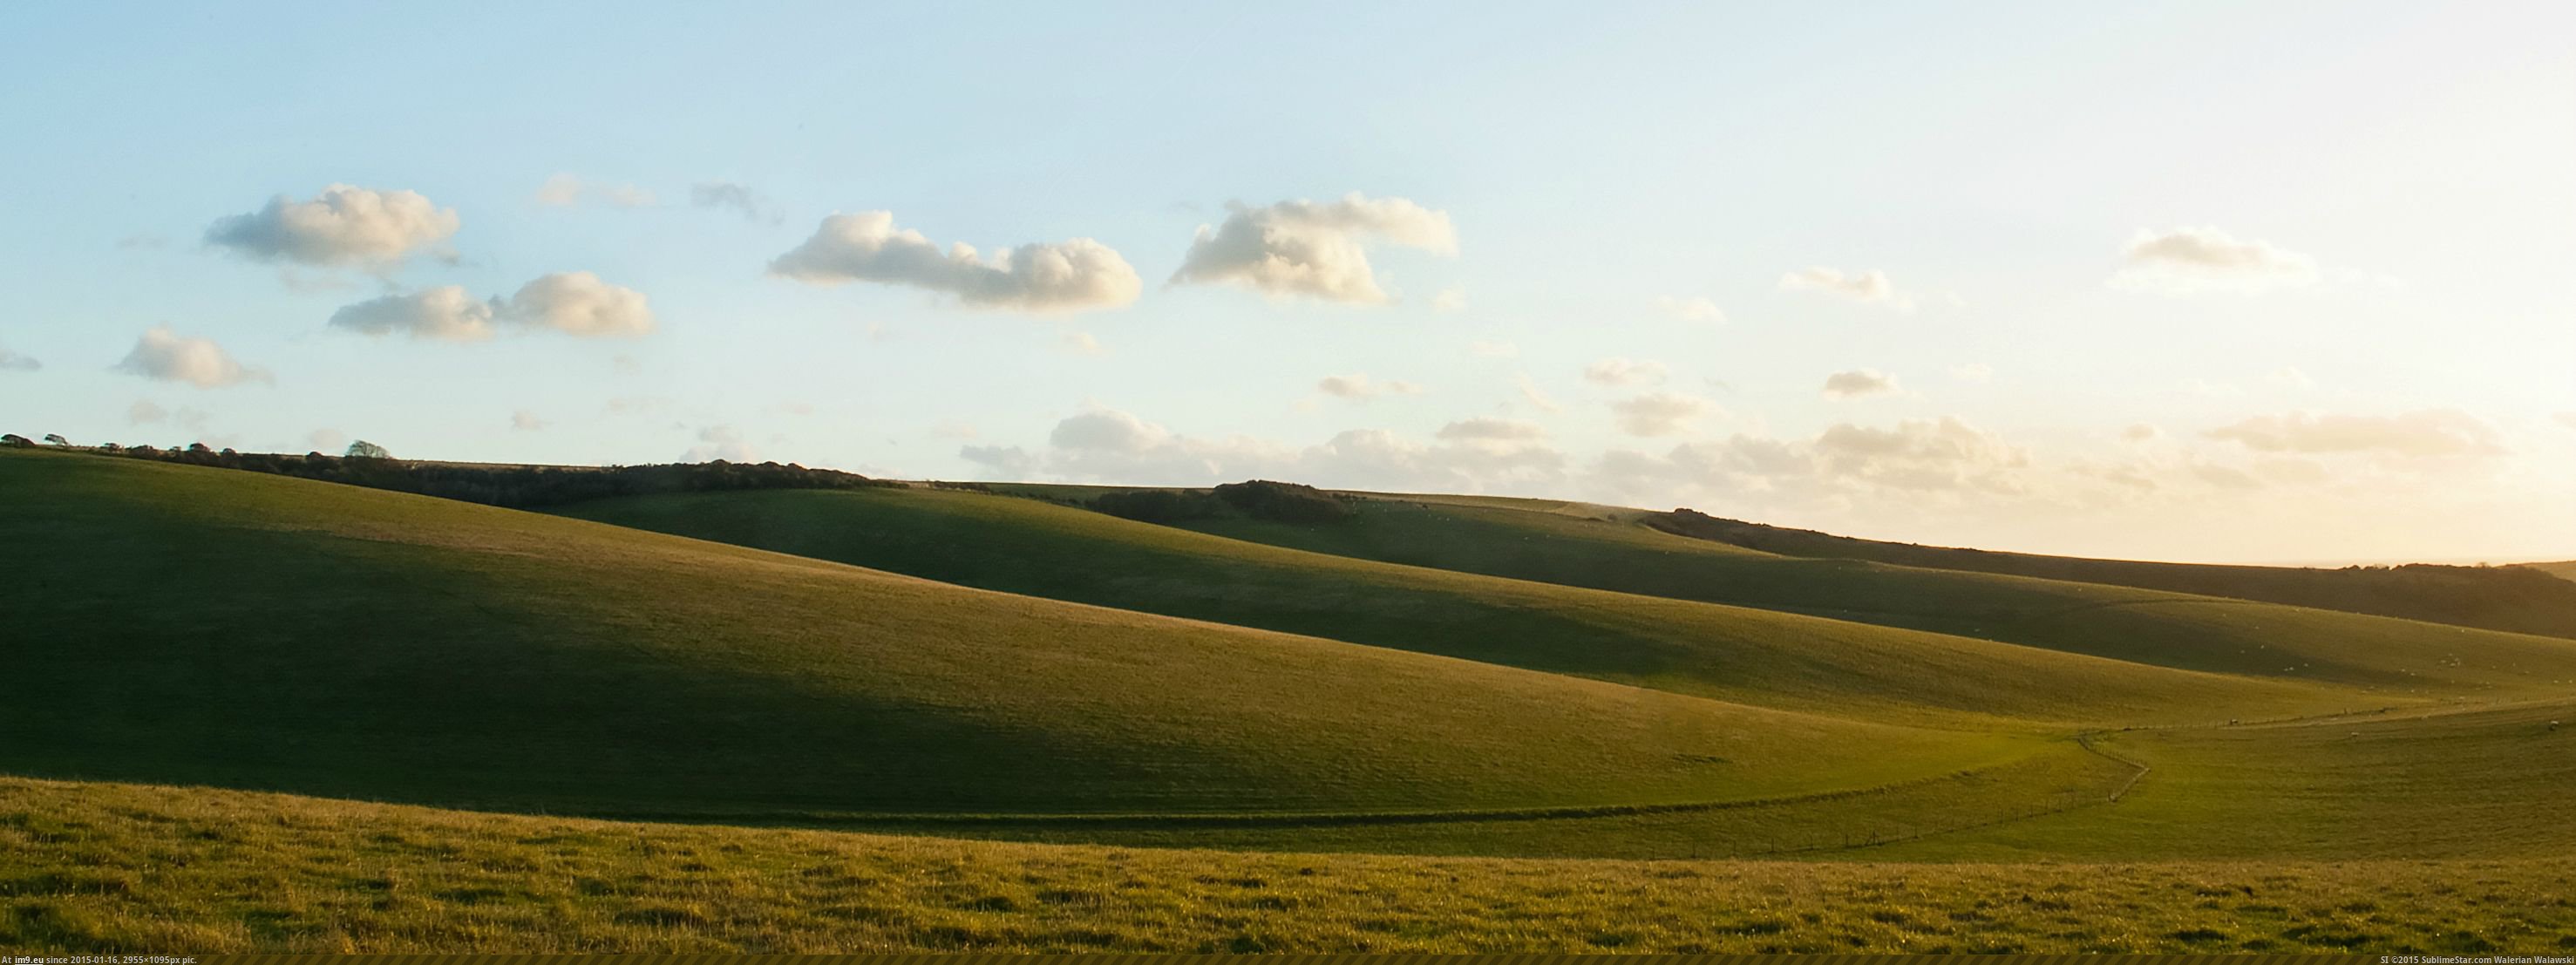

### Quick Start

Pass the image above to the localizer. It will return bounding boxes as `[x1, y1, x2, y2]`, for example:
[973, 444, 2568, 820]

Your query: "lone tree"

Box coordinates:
[42, 433, 68, 446]
[345, 439, 393, 460]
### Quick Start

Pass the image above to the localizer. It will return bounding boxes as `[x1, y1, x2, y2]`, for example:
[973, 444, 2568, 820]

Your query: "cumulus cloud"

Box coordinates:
[1655, 296, 1725, 323]
[506, 272, 657, 336]
[0, 347, 37, 372]
[1809, 418, 2030, 491]
[1431, 287, 1468, 312]
[2203, 410, 2505, 459]
[2112, 227, 2318, 294]
[683, 425, 758, 462]
[204, 184, 459, 267]
[328, 286, 498, 341]
[1169, 193, 1457, 303]
[1822, 369, 1900, 399]
[113, 326, 270, 388]
[988, 407, 1563, 493]
[690, 180, 778, 222]
[1781, 266, 1913, 310]
[1318, 374, 1425, 401]
[770, 211, 1141, 314]
[1583, 357, 1668, 387]
[511, 411, 547, 432]
[535, 173, 655, 208]
[960, 444, 1037, 478]
[1609, 392, 1715, 437]
[1591, 416, 2035, 508]
[1436, 418, 1546, 444]
[330, 274, 655, 341]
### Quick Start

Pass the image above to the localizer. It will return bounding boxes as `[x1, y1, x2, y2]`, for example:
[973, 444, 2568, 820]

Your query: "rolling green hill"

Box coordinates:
[1059, 488, 2576, 695]
[2525, 561, 2576, 583]
[0, 449, 2022, 820]
[562, 486, 2576, 719]
[1640, 506, 2576, 639]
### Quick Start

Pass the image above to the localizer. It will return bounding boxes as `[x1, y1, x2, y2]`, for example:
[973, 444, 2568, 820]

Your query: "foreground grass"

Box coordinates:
[6, 778, 2573, 954]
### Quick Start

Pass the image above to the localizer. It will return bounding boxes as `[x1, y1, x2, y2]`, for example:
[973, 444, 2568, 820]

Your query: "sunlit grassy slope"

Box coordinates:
[1081, 489, 2576, 695]
[1866, 697, 2576, 861]
[7, 776, 2572, 955]
[561, 486, 2576, 723]
[1646, 499, 2576, 638]
[2529, 561, 2576, 582]
[0, 450, 2022, 819]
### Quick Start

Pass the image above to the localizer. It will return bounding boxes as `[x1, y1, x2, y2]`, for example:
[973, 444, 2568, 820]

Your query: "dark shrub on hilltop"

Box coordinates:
[1213, 479, 1352, 524]
[1091, 488, 1227, 523]
[50, 441, 900, 509]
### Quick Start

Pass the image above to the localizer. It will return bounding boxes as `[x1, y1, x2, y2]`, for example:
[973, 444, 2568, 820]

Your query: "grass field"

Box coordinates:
[8, 777, 2573, 955]
[5, 448, 2573, 953]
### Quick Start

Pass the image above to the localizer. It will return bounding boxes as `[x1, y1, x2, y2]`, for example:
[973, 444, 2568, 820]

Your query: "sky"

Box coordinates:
[2, 1, 2571, 564]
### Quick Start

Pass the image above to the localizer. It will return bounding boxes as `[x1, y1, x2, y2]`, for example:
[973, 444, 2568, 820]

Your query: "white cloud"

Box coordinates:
[1609, 392, 1715, 437]
[204, 184, 459, 267]
[1780, 266, 1913, 310]
[770, 212, 1141, 314]
[0, 347, 37, 372]
[113, 326, 270, 388]
[505, 272, 656, 337]
[960, 444, 1037, 478]
[2267, 366, 2316, 389]
[1821, 369, 1900, 399]
[1583, 357, 1668, 387]
[511, 411, 547, 432]
[1469, 340, 1519, 358]
[328, 286, 498, 342]
[1431, 287, 1468, 312]
[329, 275, 652, 341]
[1655, 296, 1725, 323]
[1318, 374, 1425, 401]
[690, 180, 778, 222]
[1948, 363, 1993, 384]
[683, 425, 758, 462]
[1436, 418, 1546, 443]
[1169, 193, 1456, 304]
[2204, 410, 2505, 459]
[1590, 416, 2034, 506]
[2112, 227, 2318, 294]
[2122, 423, 2164, 443]
[1514, 375, 1562, 413]
[992, 407, 1564, 493]
[535, 173, 655, 208]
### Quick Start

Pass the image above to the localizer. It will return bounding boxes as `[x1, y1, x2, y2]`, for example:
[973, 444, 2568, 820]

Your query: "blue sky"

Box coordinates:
[3, 1, 2571, 562]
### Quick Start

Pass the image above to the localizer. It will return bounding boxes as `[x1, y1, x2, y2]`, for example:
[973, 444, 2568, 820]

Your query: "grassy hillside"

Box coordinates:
[8, 776, 2571, 954]
[2527, 561, 2576, 583]
[558, 486, 2383, 728]
[564, 486, 2576, 721]
[1095, 490, 2576, 695]
[1643, 506, 2576, 639]
[0, 449, 2018, 820]
[1867, 697, 2576, 861]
